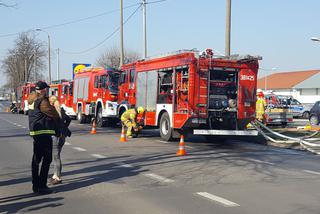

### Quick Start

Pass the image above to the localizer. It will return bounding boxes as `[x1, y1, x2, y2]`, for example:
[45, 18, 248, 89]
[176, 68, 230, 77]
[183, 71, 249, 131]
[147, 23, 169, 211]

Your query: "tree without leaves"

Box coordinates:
[2, 32, 46, 93]
[0, 0, 17, 7]
[96, 46, 140, 69]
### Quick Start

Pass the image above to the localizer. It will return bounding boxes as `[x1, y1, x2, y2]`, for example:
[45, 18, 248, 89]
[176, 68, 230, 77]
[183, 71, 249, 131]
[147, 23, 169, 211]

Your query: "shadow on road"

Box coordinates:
[0, 196, 64, 214]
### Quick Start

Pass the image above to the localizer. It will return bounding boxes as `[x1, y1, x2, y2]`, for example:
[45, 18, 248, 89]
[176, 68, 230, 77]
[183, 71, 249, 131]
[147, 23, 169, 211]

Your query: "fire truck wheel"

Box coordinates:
[96, 107, 105, 127]
[77, 107, 86, 124]
[159, 112, 173, 141]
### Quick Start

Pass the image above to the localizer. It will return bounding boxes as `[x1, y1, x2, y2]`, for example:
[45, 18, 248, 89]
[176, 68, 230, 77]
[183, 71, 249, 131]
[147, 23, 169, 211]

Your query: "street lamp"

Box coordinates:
[36, 29, 51, 83]
[260, 67, 277, 91]
[311, 37, 320, 42]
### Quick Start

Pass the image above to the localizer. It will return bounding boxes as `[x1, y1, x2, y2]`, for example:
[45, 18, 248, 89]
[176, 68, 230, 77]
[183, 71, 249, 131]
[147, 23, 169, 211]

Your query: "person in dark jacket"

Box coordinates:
[28, 81, 60, 194]
[49, 95, 71, 185]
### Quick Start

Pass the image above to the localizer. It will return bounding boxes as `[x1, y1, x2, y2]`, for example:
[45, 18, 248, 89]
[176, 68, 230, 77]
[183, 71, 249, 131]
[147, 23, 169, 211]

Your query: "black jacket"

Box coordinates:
[56, 108, 72, 137]
[28, 97, 56, 136]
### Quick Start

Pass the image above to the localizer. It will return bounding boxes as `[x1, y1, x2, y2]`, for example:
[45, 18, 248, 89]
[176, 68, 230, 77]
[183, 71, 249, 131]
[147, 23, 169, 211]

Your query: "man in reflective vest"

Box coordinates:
[256, 90, 266, 122]
[121, 107, 145, 138]
[28, 81, 60, 194]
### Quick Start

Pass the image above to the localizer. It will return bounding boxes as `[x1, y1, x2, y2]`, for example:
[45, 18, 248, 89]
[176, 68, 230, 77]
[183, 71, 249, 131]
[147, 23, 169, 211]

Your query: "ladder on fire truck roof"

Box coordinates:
[141, 49, 262, 62]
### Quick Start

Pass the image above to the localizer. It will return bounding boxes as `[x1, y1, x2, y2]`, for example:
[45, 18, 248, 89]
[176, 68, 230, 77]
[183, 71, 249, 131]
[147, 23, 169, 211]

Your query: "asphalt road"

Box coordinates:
[1, 112, 320, 214]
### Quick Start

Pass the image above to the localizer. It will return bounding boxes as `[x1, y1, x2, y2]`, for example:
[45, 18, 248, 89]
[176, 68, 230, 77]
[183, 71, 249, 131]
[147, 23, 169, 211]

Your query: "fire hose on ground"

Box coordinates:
[251, 120, 320, 155]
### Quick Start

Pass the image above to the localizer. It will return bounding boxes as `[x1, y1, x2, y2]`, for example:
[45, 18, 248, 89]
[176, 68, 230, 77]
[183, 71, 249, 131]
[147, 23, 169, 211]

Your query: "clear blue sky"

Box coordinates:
[0, 0, 319, 86]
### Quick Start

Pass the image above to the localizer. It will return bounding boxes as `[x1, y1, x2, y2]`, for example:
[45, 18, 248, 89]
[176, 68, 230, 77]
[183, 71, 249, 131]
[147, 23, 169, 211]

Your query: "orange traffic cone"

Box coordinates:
[90, 119, 97, 134]
[176, 135, 187, 156]
[119, 126, 127, 142]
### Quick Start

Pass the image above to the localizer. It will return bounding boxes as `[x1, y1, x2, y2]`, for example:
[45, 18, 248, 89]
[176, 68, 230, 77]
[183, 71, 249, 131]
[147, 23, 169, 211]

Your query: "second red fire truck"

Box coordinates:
[118, 49, 261, 141]
[72, 67, 120, 126]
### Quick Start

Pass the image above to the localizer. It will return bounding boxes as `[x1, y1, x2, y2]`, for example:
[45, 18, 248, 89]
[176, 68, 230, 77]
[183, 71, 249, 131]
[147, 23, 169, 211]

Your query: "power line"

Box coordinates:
[0, 2, 140, 38]
[60, 4, 142, 55]
[41, 3, 139, 30]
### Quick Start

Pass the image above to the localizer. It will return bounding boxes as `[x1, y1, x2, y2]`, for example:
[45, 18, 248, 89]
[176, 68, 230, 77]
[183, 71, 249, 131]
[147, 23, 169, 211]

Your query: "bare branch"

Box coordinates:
[96, 45, 140, 69]
[2, 32, 46, 91]
[0, 0, 17, 8]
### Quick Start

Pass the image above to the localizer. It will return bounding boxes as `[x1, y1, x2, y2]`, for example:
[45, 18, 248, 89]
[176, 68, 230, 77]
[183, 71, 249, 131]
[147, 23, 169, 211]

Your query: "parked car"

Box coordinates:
[309, 101, 320, 125]
[277, 95, 312, 118]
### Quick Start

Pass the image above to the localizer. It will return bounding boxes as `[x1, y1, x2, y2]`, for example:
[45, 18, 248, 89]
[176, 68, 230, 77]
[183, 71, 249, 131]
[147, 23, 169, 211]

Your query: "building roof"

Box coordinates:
[257, 70, 320, 90]
[295, 72, 320, 89]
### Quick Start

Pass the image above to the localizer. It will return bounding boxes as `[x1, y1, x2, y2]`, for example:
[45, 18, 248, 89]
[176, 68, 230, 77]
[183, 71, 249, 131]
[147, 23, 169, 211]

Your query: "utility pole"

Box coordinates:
[225, 0, 231, 57]
[48, 34, 52, 83]
[120, 0, 124, 67]
[36, 29, 52, 82]
[34, 50, 37, 81]
[142, 0, 147, 59]
[56, 48, 60, 80]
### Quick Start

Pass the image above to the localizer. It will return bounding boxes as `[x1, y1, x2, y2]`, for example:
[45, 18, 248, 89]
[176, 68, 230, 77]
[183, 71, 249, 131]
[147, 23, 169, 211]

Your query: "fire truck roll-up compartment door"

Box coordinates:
[136, 71, 158, 111]
[73, 79, 78, 104]
[73, 77, 90, 103]
[136, 72, 147, 108]
[83, 77, 89, 101]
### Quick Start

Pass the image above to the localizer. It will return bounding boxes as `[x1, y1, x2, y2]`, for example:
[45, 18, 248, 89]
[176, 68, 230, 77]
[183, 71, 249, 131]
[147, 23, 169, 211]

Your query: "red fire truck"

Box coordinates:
[60, 80, 76, 118]
[49, 81, 63, 99]
[49, 80, 76, 118]
[118, 49, 261, 141]
[17, 83, 36, 114]
[73, 67, 120, 126]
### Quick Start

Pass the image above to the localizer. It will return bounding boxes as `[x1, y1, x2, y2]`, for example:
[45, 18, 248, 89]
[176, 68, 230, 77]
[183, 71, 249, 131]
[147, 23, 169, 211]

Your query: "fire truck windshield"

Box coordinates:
[108, 72, 120, 93]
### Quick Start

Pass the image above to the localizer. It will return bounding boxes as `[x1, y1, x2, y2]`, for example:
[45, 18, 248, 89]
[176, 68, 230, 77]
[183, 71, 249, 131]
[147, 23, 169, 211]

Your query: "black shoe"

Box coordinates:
[32, 185, 39, 193]
[37, 186, 53, 195]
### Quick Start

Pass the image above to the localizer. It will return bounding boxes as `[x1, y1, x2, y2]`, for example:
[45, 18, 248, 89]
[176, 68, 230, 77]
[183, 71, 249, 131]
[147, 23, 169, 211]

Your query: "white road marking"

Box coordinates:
[144, 173, 174, 183]
[13, 123, 17, 125]
[117, 163, 134, 168]
[65, 142, 71, 145]
[16, 124, 22, 127]
[91, 154, 106, 159]
[22, 126, 27, 129]
[72, 147, 87, 152]
[185, 145, 194, 149]
[303, 170, 320, 175]
[247, 158, 275, 165]
[158, 140, 170, 144]
[196, 192, 240, 207]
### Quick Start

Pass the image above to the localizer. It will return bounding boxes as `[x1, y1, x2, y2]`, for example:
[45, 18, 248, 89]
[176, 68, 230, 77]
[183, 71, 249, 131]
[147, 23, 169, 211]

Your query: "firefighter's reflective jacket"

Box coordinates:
[121, 109, 137, 127]
[256, 98, 266, 121]
[28, 93, 59, 136]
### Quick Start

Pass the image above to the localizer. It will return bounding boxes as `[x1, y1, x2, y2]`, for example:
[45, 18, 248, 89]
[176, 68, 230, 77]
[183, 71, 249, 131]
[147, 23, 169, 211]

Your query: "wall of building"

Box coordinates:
[271, 88, 320, 104]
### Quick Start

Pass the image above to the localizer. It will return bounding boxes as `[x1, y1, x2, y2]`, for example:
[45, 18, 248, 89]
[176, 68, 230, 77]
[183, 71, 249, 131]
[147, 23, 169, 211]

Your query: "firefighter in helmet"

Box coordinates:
[256, 89, 266, 122]
[121, 106, 145, 138]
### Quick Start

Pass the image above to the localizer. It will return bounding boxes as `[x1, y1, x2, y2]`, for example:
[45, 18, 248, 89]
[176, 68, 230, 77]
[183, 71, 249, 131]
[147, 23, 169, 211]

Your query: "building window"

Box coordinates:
[301, 88, 317, 96]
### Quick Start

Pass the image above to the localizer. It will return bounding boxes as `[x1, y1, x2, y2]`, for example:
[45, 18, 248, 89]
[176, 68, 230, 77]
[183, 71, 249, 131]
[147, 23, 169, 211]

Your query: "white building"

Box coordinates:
[257, 70, 320, 104]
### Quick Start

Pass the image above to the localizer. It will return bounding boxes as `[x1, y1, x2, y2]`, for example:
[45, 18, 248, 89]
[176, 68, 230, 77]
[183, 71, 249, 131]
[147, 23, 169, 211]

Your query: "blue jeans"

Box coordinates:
[52, 136, 65, 178]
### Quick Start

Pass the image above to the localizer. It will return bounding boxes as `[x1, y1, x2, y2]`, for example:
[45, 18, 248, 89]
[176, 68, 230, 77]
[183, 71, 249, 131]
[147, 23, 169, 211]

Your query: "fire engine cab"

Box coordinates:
[60, 80, 76, 118]
[18, 83, 36, 115]
[118, 49, 261, 141]
[73, 67, 120, 126]
[49, 80, 76, 118]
